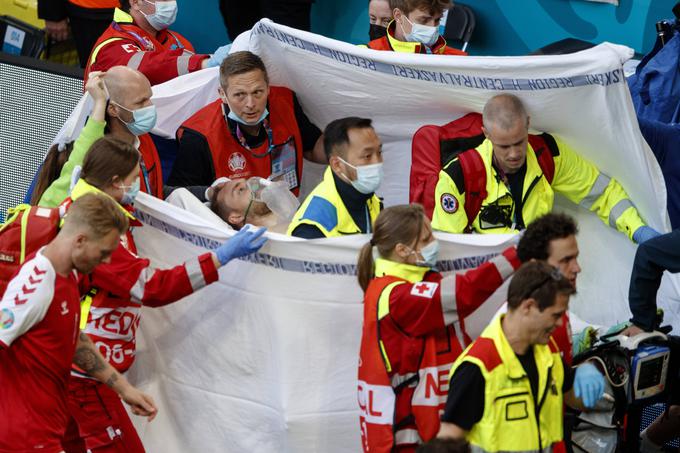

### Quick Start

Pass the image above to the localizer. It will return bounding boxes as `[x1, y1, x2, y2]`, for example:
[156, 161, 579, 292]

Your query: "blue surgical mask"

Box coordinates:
[401, 15, 439, 47]
[119, 178, 141, 205]
[142, 0, 178, 31]
[113, 102, 157, 136]
[414, 240, 440, 268]
[338, 157, 384, 194]
[227, 108, 269, 126]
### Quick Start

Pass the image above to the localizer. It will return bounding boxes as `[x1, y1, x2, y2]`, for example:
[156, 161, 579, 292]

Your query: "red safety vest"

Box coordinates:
[358, 275, 466, 452]
[138, 133, 164, 199]
[178, 87, 304, 195]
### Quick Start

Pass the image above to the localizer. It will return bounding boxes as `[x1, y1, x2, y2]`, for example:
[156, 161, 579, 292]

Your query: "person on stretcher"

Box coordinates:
[166, 176, 299, 234]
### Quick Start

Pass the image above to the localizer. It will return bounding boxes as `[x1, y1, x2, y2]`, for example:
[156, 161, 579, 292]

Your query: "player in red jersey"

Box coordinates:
[0, 193, 157, 453]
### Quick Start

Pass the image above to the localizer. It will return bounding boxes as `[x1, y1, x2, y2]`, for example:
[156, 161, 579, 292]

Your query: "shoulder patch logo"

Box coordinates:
[410, 281, 439, 299]
[440, 193, 458, 214]
[0, 308, 14, 329]
[228, 152, 247, 172]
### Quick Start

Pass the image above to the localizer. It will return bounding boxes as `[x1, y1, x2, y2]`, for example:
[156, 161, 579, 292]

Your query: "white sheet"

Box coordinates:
[47, 19, 680, 452]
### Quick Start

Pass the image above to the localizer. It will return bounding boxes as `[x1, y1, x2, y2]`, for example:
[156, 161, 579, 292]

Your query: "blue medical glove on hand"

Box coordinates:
[206, 43, 232, 68]
[633, 226, 661, 244]
[215, 225, 267, 265]
[573, 362, 605, 408]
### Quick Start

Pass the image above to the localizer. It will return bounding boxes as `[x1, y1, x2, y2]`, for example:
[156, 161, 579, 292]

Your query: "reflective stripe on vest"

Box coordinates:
[451, 316, 564, 452]
[287, 167, 381, 237]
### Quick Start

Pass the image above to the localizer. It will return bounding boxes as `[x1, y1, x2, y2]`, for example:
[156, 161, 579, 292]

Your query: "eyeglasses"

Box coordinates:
[520, 267, 564, 301]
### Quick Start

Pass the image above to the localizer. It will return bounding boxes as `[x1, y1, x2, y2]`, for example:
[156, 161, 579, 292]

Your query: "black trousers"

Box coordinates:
[219, 0, 312, 41]
[65, 4, 114, 67]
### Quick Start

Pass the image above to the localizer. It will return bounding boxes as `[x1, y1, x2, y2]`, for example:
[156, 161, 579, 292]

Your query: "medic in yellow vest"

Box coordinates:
[438, 261, 606, 453]
[288, 117, 383, 238]
[431, 94, 661, 244]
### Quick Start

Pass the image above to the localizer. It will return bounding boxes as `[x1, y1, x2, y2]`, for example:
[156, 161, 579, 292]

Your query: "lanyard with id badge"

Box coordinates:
[234, 119, 299, 191]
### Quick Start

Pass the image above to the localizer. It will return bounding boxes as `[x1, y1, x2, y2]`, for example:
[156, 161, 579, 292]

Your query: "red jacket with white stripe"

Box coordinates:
[84, 8, 208, 86]
[62, 182, 219, 374]
[357, 247, 521, 452]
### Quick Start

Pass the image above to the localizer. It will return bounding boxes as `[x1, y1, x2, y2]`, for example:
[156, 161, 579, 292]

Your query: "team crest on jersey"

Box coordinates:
[60, 301, 69, 316]
[410, 281, 438, 299]
[440, 193, 458, 214]
[228, 152, 247, 172]
[0, 308, 14, 329]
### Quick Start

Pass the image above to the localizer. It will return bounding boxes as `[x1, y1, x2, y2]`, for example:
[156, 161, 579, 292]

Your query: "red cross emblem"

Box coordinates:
[410, 281, 438, 298]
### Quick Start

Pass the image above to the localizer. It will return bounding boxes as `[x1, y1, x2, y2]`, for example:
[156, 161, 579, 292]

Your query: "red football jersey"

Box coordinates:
[0, 250, 81, 453]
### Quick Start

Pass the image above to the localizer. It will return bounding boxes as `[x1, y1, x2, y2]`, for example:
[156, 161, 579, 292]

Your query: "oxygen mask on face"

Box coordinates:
[246, 177, 299, 222]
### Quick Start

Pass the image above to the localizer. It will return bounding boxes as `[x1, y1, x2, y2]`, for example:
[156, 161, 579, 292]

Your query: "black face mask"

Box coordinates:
[369, 23, 388, 41]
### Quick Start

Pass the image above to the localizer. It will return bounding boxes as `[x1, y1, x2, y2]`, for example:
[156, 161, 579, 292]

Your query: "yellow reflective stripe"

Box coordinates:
[376, 280, 406, 375]
[19, 206, 31, 263]
[0, 204, 29, 234]
[608, 199, 635, 227]
[379, 340, 392, 373]
[377, 281, 404, 320]
[89, 37, 124, 67]
[80, 289, 97, 330]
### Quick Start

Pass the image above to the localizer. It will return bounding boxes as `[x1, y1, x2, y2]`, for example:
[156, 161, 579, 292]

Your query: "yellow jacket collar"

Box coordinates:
[491, 314, 555, 379]
[478, 138, 546, 184]
[71, 179, 136, 221]
[114, 7, 134, 24]
[386, 20, 449, 54]
[374, 257, 428, 283]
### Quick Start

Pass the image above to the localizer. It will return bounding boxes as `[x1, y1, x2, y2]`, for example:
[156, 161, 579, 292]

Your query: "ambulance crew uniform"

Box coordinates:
[0, 250, 84, 453]
[38, 0, 119, 68]
[287, 167, 382, 238]
[431, 134, 645, 239]
[358, 248, 520, 452]
[60, 180, 219, 452]
[169, 88, 321, 197]
[443, 316, 575, 453]
[366, 21, 466, 56]
[84, 8, 208, 86]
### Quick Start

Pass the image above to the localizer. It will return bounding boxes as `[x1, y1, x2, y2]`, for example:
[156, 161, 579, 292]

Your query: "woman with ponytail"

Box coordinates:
[357, 204, 521, 453]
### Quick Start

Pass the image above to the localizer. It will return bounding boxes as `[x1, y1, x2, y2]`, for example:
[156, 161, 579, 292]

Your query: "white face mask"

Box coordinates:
[400, 15, 439, 47]
[412, 239, 440, 268]
[142, 0, 178, 31]
[337, 157, 384, 195]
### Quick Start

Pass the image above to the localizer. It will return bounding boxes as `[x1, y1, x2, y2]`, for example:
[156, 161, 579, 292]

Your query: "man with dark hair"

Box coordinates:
[287, 117, 383, 238]
[432, 94, 657, 245]
[366, 0, 466, 55]
[169, 51, 325, 197]
[438, 262, 605, 451]
[0, 193, 157, 452]
[84, 0, 231, 85]
[517, 213, 580, 364]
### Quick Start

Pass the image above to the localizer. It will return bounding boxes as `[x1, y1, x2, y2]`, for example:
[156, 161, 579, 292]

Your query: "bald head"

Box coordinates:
[103, 66, 151, 106]
[482, 94, 529, 133]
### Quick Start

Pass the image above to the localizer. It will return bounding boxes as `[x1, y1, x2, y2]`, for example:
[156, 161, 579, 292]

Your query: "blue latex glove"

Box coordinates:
[573, 362, 605, 408]
[206, 43, 232, 68]
[633, 226, 661, 244]
[215, 225, 267, 264]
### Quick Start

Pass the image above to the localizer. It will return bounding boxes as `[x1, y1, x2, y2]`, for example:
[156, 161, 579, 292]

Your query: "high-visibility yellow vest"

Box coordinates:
[431, 136, 645, 240]
[450, 315, 564, 453]
[287, 167, 381, 237]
